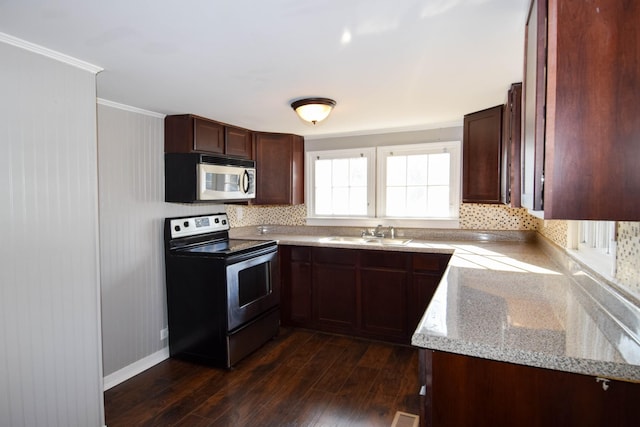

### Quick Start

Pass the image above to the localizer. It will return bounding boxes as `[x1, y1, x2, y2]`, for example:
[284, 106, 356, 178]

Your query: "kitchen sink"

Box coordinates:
[320, 236, 412, 246]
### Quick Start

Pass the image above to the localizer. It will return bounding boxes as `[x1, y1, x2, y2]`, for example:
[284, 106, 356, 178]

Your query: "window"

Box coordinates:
[306, 142, 460, 223]
[307, 148, 375, 217]
[377, 143, 460, 218]
[568, 220, 617, 279]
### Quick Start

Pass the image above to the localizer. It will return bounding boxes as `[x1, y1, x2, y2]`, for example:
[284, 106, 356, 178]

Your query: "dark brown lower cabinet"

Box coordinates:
[279, 245, 451, 344]
[419, 349, 640, 427]
[360, 250, 410, 341]
[280, 246, 312, 324]
[313, 247, 358, 333]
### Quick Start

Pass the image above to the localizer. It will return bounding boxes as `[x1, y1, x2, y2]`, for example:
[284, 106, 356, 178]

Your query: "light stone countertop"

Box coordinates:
[230, 225, 640, 382]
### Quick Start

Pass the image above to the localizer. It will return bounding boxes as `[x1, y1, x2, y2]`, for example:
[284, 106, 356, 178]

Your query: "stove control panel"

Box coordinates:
[169, 213, 229, 238]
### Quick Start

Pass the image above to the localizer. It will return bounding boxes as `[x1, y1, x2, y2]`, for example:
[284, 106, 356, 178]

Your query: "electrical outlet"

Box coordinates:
[160, 328, 169, 340]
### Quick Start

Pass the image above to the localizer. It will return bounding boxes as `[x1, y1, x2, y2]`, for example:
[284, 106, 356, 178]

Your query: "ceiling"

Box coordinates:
[0, 0, 528, 139]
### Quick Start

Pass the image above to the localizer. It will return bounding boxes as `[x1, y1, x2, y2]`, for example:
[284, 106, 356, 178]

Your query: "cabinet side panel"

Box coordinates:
[545, 0, 640, 220]
[521, 0, 546, 212]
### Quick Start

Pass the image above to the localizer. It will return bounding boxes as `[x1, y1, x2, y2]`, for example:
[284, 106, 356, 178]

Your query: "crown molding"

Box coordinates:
[97, 98, 166, 119]
[0, 31, 103, 74]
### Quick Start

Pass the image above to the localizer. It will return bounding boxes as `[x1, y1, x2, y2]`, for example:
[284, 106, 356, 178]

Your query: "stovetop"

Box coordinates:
[177, 238, 275, 256]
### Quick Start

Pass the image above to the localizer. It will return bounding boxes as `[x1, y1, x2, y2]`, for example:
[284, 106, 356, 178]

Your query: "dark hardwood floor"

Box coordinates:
[104, 328, 420, 427]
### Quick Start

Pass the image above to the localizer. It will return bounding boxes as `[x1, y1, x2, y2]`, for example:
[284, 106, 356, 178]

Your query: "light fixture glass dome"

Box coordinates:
[291, 98, 336, 125]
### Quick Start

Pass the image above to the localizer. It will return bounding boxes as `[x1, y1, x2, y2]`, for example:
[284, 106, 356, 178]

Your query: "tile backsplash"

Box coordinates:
[458, 203, 539, 230]
[225, 203, 638, 297]
[225, 204, 307, 227]
[617, 222, 640, 293]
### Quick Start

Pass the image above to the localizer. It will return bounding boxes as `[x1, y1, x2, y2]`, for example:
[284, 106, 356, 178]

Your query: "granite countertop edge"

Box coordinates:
[410, 334, 639, 383]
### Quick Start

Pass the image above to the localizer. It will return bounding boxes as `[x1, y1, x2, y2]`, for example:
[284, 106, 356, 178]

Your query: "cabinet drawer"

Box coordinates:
[361, 250, 408, 270]
[313, 247, 358, 265]
[290, 246, 311, 262]
[412, 253, 451, 273]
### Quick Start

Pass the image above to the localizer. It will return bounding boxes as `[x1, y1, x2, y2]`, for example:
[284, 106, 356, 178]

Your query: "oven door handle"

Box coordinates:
[242, 170, 250, 194]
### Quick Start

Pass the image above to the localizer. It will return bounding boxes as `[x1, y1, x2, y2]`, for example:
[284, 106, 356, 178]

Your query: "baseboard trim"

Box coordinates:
[103, 347, 170, 391]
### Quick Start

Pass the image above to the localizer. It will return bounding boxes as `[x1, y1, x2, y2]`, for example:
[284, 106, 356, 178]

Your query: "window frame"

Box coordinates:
[305, 147, 376, 219]
[376, 142, 461, 220]
[305, 141, 461, 227]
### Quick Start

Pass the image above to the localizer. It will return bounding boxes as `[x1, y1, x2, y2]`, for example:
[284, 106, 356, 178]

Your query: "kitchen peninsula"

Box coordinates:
[231, 225, 640, 427]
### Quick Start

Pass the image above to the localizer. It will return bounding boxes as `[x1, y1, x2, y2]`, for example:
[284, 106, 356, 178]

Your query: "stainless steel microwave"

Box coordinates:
[165, 153, 256, 203]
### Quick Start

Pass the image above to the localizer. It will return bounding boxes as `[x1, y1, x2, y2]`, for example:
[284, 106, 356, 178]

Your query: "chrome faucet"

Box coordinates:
[361, 225, 396, 239]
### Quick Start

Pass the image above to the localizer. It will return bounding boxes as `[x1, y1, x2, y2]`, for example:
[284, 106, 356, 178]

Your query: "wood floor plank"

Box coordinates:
[104, 358, 207, 414]
[105, 362, 219, 427]
[312, 338, 370, 394]
[357, 342, 394, 369]
[104, 328, 420, 427]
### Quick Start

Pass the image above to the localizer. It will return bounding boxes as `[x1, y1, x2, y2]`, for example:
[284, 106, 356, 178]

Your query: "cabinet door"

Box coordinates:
[521, 0, 546, 212]
[312, 248, 357, 332]
[423, 349, 640, 427]
[225, 126, 252, 159]
[501, 82, 522, 207]
[463, 105, 504, 203]
[410, 253, 451, 333]
[253, 132, 304, 205]
[289, 247, 312, 324]
[360, 269, 408, 342]
[193, 118, 224, 153]
[360, 251, 410, 342]
[410, 274, 440, 332]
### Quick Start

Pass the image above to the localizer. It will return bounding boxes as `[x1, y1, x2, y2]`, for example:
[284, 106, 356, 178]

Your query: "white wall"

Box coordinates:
[97, 101, 223, 381]
[0, 40, 104, 426]
[305, 126, 463, 151]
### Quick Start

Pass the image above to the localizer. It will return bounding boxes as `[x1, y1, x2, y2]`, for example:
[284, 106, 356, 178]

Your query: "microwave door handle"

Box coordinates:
[242, 170, 250, 194]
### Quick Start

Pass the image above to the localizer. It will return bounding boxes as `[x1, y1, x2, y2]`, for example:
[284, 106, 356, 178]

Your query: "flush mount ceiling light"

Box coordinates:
[291, 97, 336, 125]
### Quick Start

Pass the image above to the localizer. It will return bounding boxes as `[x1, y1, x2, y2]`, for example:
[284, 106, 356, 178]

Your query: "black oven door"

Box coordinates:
[226, 247, 279, 331]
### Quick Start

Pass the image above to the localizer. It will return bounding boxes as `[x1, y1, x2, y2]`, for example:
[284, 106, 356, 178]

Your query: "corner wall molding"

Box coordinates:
[0, 31, 103, 74]
[98, 98, 166, 119]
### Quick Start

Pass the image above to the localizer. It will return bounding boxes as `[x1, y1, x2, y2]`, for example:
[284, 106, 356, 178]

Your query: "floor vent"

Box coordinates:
[391, 411, 419, 427]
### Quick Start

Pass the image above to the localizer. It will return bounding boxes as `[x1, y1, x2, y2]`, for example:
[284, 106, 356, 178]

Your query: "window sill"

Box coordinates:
[305, 217, 460, 229]
[566, 246, 616, 284]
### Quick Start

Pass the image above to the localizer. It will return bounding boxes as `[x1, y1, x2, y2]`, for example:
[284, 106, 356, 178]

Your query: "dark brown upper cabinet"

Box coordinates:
[224, 126, 252, 159]
[521, 0, 547, 212]
[165, 114, 252, 159]
[463, 105, 504, 204]
[501, 82, 522, 207]
[252, 132, 304, 205]
[522, 0, 640, 220]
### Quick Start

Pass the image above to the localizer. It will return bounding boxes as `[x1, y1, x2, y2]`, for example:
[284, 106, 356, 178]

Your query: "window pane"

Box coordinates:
[407, 155, 428, 185]
[315, 160, 332, 188]
[332, 187, 350, 215]
[350, 187, 368, 215]
[407, 187, 427, 216]
[332, 159, 349, 184]
[387, 156, 406, 186]
[350, 157, 367, 186]
[315, 187, 332, 215]
[386, 187, 406, 216]
[426, 186, 449, 217]
[428, 153, 450, 185]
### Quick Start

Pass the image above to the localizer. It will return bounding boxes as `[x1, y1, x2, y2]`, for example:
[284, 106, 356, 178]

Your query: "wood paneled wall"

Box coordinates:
[0, 40, 103, 426]
[97, 102, 222, 382]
